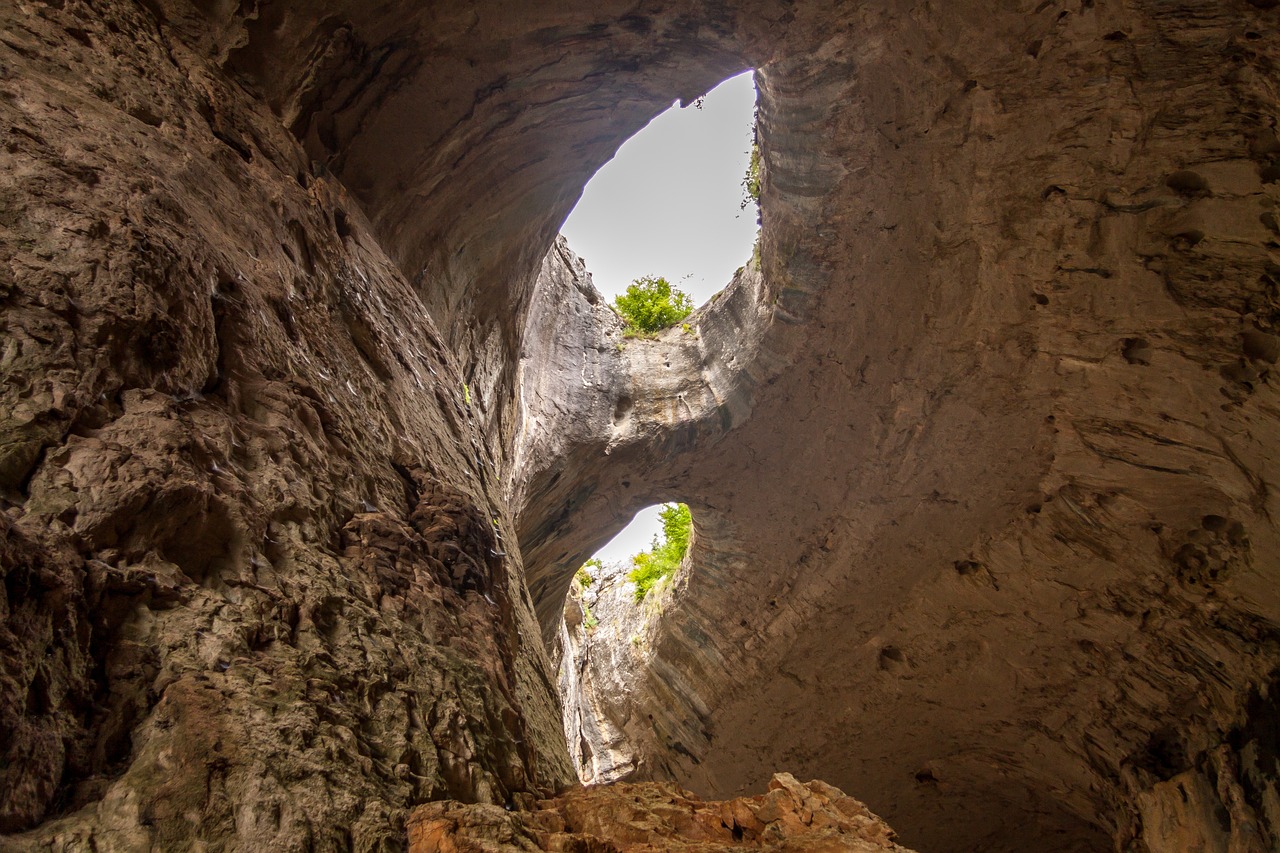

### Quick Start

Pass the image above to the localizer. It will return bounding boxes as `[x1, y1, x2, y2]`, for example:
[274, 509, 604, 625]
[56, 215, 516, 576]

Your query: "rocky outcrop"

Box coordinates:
[512, 240, 770, 637]
[527, 5, 1280, 852]
[3, 0, 1280, 851]
[406, 773, 915, 853]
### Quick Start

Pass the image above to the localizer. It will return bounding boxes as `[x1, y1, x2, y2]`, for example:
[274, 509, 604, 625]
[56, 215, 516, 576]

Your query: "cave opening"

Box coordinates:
[576, 501, 692, 601]
[558, 500, 695, 783]
[559, 69, 759, 312]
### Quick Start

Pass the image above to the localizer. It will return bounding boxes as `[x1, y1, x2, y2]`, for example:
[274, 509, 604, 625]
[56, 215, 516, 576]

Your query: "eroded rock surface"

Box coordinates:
[406, 773, 915, 853]
[2, 0, 1279, 851]
[527, 6, 1280, 853]
[1, 3, 571, 848]
[558, 559, 654, 785]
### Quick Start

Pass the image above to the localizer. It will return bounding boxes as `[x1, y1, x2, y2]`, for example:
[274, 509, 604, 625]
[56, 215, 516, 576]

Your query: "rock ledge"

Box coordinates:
[407, 773, 914, 852]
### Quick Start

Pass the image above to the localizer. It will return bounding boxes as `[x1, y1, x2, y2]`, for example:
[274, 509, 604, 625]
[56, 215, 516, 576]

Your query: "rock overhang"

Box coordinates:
[2, 1, 1278, 852]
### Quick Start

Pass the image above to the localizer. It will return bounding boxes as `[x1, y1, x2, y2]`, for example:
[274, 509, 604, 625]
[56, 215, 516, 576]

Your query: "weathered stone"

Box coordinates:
[1, 0, 1278, 851]
[406, 773, 915, 852]
[1, 3, 571, 849]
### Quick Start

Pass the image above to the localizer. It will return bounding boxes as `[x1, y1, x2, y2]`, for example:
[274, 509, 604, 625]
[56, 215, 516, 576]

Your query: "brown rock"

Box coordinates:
[407, 774, 915, 853]
[1, 0, 1278, 851]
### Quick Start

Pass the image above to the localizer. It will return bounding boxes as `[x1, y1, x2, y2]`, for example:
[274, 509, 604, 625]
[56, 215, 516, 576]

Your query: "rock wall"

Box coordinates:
[0, 2, 572, 848]
[513, 4, 1280, 853]
[2, 0, 1279, 851]
[558, 559, 653, 785]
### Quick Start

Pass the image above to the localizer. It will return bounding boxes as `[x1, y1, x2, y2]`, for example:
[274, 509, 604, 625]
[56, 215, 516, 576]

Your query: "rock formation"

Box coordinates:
[2, 0, 1279, 851]
[558, 558, 653, 785]
[406, 772, 915, 852]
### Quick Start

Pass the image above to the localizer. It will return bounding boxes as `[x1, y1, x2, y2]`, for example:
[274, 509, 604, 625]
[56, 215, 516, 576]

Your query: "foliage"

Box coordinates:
[740, 143, 761, 211]
[583, 602, 599, 630]
[575, 558, 600, 588]
[613, 276, 693, 335]
[628, 503, 692, 601]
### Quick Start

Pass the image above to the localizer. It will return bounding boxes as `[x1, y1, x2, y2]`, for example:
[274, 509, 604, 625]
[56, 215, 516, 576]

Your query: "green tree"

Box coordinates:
[628, 503, 692, 601]
[613, 276, 693, 335]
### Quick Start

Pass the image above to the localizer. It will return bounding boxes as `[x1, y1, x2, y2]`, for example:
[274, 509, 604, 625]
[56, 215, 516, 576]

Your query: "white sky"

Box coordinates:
[591, 504, 665, 568]
[560, 69, 758, 306]
[562, 70, 757, 570]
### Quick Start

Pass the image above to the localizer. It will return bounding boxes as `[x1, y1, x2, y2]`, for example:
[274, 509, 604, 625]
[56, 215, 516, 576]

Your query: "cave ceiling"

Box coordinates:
[1, 0, 1278, 851]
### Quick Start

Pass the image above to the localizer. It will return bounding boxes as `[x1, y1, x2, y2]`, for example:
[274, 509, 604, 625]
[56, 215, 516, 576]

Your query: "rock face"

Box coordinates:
[0, 3, 573, 848]
[406, 773, 915, 853]
[558, 560, 653, 785]
[2, 0, 1280, 852]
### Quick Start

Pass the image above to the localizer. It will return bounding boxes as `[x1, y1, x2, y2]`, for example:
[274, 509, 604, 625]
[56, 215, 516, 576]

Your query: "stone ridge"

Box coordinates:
[406, 773, 916, 853]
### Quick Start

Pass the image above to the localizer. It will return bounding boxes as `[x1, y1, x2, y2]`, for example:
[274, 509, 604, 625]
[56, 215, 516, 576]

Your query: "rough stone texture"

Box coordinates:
[516, 8, 1280, 853]
[406, 773, 915, 853]
[0, 3, 572, 849]
[3, 0, 1280, 852]
[558, 559, 654, 785]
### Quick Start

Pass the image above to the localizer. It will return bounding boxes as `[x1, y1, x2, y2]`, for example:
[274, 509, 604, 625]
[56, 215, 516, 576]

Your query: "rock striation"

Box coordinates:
[1, 0, 1279, 851]
[558, 559, 652, 786]
[0, 2, 574, 848]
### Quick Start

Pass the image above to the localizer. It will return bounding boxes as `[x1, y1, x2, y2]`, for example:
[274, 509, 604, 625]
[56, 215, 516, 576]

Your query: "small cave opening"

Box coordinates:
[557, 501, 694, 783]
[559, 70, 760, 324]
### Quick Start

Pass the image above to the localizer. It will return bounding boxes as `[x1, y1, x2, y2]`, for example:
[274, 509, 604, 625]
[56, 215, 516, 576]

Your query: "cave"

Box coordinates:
[2, 1, 1279, 852]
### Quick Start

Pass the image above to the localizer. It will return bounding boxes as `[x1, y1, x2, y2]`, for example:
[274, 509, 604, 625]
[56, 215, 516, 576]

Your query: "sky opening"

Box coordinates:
[563, 71, 755, 569]
[590, 504, 666, 568]
[560, 70, 758, 308]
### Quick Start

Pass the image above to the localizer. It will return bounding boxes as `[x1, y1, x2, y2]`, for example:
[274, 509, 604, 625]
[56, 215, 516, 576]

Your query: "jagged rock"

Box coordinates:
[406, 773, 916, 852]
[0, 4, 572, 849]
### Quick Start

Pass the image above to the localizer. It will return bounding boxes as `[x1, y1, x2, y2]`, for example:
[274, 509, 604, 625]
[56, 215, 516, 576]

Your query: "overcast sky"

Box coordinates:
[561, 70, 757, 569]
[561, 70, 758, 307]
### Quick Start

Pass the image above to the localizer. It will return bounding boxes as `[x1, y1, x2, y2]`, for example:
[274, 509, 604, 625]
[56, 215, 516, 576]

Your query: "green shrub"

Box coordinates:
[613, 276, 693, 335]
[575, 558, 600, 588]
[628, 503, 692, 601]
[741, 143, 761, 210]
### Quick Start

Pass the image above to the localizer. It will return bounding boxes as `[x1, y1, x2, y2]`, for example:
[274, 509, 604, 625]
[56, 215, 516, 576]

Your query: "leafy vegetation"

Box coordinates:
[575, 558, 600, 588]
[613, 276, 693, 336]
[573, 559, 600, 629]
[628, 503, 692, 601]
[740, 143, 761, 211]
[740, 103, 761, 213]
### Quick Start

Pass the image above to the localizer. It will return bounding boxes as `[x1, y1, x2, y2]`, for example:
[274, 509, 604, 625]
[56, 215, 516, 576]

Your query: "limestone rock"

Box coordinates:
[2, 0, 1279, 850]
[0, 3, 572, 848]
[557, 558, 651, 784]
[406, 773, 916, 853]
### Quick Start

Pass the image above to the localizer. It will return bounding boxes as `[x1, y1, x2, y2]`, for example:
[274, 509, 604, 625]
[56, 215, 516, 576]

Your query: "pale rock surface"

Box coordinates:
[558, 560, 651, 785]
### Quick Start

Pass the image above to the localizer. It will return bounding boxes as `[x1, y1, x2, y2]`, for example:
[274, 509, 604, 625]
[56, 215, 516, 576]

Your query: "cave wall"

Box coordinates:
[2, 0, 1280, 851]
[510, 3, 1280, 853]
[0, 2, 573, 848]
